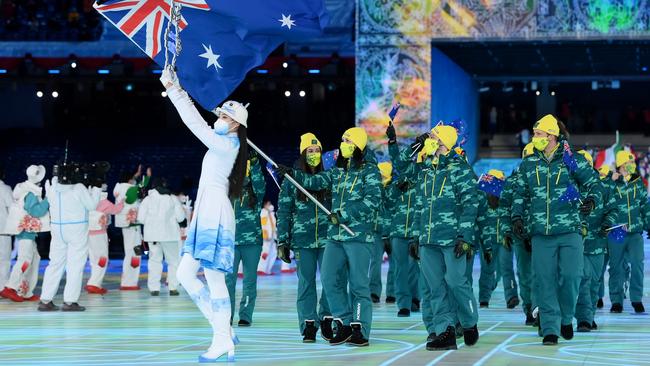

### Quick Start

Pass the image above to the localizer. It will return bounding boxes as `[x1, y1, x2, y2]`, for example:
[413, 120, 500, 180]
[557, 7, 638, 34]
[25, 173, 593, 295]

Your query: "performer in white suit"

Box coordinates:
[113, 174, 143, 290]
[162, 68, 249, 362]
[137, 179, 186, 296]
[0, 167, 14, 290]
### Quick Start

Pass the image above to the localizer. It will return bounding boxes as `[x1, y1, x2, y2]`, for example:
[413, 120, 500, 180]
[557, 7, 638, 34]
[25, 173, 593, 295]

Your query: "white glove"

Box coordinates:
[160, 67, 180, 90]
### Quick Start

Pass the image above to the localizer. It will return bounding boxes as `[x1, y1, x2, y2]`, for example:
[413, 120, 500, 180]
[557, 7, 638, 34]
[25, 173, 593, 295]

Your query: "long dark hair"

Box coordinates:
[297, 150, 326, 202]
[335, 147, 365, 169]
[228, 126, 248, 200]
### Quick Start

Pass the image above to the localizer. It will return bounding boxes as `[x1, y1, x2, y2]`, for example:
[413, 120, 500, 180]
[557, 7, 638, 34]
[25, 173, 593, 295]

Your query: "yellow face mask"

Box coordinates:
[340, 142, 356, 159]
[532, 136, 549, 151]
[422, 138, 439, 156]
[306, 152, 321, 167]
[626, 163, 637, 175]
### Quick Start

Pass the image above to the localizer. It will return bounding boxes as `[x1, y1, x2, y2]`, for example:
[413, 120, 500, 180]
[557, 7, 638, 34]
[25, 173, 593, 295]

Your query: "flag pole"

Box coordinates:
[246, 138, 356, 236]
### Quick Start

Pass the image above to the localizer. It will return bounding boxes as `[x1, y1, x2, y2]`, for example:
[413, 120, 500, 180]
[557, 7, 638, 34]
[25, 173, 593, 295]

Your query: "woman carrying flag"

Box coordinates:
[276, 133, 333, 343]
[161, 69, 247, 362]
[511, 115, 601, 345]
[607, 150, 650, 314]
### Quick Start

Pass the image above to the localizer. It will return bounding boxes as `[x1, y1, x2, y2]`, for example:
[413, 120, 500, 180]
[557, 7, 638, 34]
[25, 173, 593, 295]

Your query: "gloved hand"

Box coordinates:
[503, 233, 513, 251]
[599, 226, 609, 238]
[410, 132, 429, 153]
[397, 180, 411, 192]
[512, 218, 526, 240]
[160, 66, 179, 90]
[454, 238, 472, 259]
[277, 241, 291, 264]
[328, 210, 348, 226]
[275, 164, 293, 177]
[248, 149, 259, 164]
[580, 197, 596, 215]
[483, 248, 493, 264]
[408, 238, 420, 260]
[386, 123, 397, 144]
[524, 238, 532, 253]
[383, 237, 392, 255]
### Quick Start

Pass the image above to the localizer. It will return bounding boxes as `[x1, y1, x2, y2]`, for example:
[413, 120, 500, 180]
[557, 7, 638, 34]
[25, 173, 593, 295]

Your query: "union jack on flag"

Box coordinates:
[94, 0, 210, 58]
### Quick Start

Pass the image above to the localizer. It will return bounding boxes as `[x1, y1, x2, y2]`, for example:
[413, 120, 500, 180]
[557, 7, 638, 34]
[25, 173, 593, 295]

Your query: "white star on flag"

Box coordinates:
[199, 44, 223, 71]
[279, 14, 296, 29]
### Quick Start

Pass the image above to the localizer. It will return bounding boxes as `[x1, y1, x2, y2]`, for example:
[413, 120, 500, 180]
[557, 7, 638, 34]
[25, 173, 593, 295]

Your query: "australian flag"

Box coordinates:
[322, 149, 338, 171]
[563, 141, 578, 173]
[478, 174, 505, 197]
[608, 225, 628, 244]
[559, 183, 581, 204]
[95, 0, 328, 110]
[266, 161, 282, 189]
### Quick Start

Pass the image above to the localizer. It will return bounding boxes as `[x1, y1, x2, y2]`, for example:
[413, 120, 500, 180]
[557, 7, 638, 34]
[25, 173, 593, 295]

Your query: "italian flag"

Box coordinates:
[594, 131, 623, 170]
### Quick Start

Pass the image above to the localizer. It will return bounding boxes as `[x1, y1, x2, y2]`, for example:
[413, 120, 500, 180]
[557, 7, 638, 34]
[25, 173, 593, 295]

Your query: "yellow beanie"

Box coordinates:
[615, 150, 635, 168]
[533, 114, 560, 136]
[522, 142, 535, 158]
[300, 132, 322, 153]
[342, 127, 368, 150]
[487, 169, 505, 180]
[577, 150, 593, 167]
[598, 164, 610, 176]
[431, 125, 458, 150]
[378, 162, 392, 185]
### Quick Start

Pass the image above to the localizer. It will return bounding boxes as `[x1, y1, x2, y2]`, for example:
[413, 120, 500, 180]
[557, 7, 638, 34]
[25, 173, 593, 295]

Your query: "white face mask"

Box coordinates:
[101, 183, 108, 192]
[213, 118, 230, 135]
[266, 205, 274, 212]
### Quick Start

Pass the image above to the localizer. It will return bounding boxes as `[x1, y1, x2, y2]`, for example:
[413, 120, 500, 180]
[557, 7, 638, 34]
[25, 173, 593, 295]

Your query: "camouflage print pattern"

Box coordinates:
[512, 142, 603, 237]
[476, 192, 500, 251]
[291, 151, 383, 244]
[408, 152, 479, 247]
[276, 177, 330, 249]
[385, 143, 419, 240]
[232, 158, 266, 246]
[610, 174, 650, 235]
[582, 175, 620, 255]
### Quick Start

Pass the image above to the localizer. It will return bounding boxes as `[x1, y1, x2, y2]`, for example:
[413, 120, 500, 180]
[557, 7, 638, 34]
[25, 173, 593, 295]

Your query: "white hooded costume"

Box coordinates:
[113, 182, 143, 289]
[137, 188, 185, 293]
[40, 180, 100, 304]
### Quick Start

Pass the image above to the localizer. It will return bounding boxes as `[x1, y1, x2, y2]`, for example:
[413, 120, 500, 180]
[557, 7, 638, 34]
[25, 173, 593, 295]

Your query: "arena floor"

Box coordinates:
[1, 243, 649, 366]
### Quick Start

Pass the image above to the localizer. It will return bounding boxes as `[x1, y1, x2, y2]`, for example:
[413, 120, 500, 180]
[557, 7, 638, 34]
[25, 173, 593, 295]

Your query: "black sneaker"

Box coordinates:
[479, 302, 489, 308]
[385, 296, 396, 304]
[507, 296, 520, 309]
[169, 290, 179, 296]
[576, 321, 591, 333]
[427, 333, 437, 342]
[411, 298, 421, 312]
[632, 302, 645, 313]
[62, 303, 86, 312]
[542, 335, 558, 345]
[329, 320, 352, 345]
[426, 326, 457, 351]
[454, 322, 463, 339]
[525, 311, 535, 326]
[596, 298, 604, 309]
[238, 319, 251, 327]
[561, 324, 574, 340]
[397, 308, 411, 317]
[591, 321, 598, 330]
[371, 294, 380, 303]
[303, 320, 317, 343]
[37, 301, 59, 312]
[321, 316, 334, 341]
[150, 291, 160, 296]
[347, 323, 369, 347]
[610, 303, 623, 313]
[463, 324, 479, 346]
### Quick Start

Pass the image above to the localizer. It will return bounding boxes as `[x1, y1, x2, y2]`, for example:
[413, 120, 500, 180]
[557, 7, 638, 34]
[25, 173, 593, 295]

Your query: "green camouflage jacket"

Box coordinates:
[610, 174, 650, 235]
[512, 142, 602, 237]
[291, 151, 382, 244]
[233, 158, 266, 246]
[582, 175, 620, 255]
[276, 177, 330, 249]
[408, 153, 479, 247]
[476, 192, 499, 251]
[384, 143, 418, 240]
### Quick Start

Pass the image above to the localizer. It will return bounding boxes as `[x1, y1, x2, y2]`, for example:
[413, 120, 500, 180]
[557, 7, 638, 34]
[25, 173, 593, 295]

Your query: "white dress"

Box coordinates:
[168, 87, 239, 273]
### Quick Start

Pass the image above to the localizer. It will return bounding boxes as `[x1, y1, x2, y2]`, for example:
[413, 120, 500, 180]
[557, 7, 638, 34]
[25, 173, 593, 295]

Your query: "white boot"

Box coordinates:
[199, 300, 235, 362]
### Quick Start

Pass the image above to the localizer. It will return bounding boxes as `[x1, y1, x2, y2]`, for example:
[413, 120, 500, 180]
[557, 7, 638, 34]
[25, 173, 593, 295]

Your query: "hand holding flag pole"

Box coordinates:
[246, 139, 356, 236]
